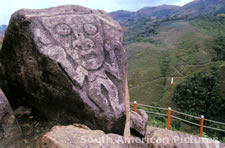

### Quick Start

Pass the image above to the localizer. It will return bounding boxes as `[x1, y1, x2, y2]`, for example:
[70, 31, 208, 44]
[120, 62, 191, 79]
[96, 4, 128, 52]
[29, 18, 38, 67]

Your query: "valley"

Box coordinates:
[110, 0, 225, 141]
[126, 19, 215, 107]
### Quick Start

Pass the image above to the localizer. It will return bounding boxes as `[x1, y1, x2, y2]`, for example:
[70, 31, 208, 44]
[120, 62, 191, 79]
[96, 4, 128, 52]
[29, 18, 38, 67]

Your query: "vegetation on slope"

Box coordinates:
[213, 34, 225, 61]
[173, 65, 224, 120]
[127, 19, 214, 105]
[124, 15, 225, 140]
[173, 63, 225, 139]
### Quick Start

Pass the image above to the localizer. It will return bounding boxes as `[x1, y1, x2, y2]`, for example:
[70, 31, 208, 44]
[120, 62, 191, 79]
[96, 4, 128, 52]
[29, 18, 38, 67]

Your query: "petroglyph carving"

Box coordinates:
[84, 24, 98, 35]
[1, 5, 127, 134]
[35, 15, 123, 113]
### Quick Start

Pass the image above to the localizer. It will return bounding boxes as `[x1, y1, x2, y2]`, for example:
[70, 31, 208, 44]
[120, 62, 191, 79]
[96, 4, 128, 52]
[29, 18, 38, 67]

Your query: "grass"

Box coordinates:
[126, 18, 225, 110]
[190, 16, 225, 37]
[121, 17, 159, 44]
[125, 18, 225, 141]
[126, 43, 163, 104]
[126, 20, 214, 108]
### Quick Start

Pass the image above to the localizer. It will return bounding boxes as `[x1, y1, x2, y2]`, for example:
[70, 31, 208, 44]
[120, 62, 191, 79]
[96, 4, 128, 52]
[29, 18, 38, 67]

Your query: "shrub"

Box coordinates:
[213, 34, 225, 61]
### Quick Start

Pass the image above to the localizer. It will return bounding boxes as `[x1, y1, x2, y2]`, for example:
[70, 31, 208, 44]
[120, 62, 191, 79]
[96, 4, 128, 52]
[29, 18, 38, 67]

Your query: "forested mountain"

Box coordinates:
[110, 0, 225, 20]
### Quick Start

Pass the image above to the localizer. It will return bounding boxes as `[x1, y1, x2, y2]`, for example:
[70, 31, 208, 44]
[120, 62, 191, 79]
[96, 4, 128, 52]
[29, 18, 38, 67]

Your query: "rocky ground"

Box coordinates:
[13, 106, 225, 148]
[14, 106, 60, 147]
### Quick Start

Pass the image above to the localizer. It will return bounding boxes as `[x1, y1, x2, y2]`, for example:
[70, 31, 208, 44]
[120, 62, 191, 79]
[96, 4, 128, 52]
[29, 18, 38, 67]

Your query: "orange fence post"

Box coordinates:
[167, 107, 171, 130]
[200, 115, 204, 137]
[134, 101, 137, 112]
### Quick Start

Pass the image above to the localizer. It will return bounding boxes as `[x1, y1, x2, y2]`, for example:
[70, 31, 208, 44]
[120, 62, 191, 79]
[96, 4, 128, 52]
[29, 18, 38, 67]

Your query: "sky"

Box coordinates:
[0, 0, 193, 25]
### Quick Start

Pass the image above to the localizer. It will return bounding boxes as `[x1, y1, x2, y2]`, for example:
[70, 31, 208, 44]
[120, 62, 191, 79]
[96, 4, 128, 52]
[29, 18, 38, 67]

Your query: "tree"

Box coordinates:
[213, 34, 225, 61]
[172, 69, 224, 122]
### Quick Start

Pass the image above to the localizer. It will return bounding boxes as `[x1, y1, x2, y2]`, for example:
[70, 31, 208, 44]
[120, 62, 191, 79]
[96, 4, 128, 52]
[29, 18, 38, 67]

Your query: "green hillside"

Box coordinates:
[124, 16, 225, 140]
[127, 19, 216, 106]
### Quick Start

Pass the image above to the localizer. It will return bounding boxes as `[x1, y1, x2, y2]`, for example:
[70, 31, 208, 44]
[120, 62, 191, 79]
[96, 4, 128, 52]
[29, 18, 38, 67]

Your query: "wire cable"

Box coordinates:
[145, 110, 168, 117]
[135, 103, 168, 111]
[171, 109, 201, 120]
[170, 115, 200, 127]
[203, 125, 225, 132]
[204, 118, 225, 126]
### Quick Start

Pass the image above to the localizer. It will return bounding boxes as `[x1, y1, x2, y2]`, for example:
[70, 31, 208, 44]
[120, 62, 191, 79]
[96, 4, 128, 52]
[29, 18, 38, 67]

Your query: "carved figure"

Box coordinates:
[35, 15, 123, 114]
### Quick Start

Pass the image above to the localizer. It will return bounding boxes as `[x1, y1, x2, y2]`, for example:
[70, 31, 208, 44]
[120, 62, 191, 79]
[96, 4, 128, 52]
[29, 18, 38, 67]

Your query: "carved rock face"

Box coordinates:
[0, 5, 128, 135]
[39, 15, 104, 71]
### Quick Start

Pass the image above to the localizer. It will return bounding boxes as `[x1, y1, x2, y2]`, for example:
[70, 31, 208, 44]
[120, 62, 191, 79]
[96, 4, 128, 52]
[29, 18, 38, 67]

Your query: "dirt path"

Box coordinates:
[129, 62, 212, 91]
[129, 76, 184, 90]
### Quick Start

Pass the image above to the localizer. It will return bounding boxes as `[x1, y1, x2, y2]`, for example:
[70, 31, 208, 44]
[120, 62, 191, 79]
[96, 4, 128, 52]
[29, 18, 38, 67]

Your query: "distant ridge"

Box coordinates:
[110, 10, 134, 20]
[110, 0, 225, 20]
[135, 5, 180, 18]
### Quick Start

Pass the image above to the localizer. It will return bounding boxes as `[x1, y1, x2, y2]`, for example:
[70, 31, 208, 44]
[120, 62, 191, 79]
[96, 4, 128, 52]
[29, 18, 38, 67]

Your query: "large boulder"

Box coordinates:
[130, 110, 148, 137]
[41, 124, 129, 148]
[0, 89, 24, 147]
[0, 5, 128, 135]
[41, 124, 148, 148]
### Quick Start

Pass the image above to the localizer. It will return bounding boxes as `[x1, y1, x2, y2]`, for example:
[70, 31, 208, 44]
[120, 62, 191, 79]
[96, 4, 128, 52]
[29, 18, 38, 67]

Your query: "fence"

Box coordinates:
[130, 101, 225, 137]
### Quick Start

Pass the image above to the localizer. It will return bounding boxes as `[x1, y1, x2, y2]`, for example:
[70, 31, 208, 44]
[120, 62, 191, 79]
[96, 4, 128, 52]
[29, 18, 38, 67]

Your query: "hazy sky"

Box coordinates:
[0, 0, 193, 25]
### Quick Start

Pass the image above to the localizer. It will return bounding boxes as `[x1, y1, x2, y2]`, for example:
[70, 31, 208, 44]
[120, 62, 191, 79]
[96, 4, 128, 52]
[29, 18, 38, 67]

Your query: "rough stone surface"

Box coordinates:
[145, 126, 225, 148]
[41, 124, 130, 148]
[128, 136, 148, 148]
[0, 89, 24, 148]
[0, 5, 128, 135]
[130, 109, 148, 137]
[0, 35, 2, 43]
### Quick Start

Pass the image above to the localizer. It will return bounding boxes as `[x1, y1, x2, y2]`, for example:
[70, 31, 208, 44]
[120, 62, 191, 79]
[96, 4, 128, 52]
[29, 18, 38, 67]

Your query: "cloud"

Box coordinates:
[0, 0, 193, 25]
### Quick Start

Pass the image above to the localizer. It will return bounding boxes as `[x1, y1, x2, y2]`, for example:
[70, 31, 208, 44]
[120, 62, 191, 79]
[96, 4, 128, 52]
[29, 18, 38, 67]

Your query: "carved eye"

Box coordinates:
[72, 40, 82, 49]
[85, 39, 94, 49]
[55, 24, 71, 36]
[84, 24, 98, 35]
